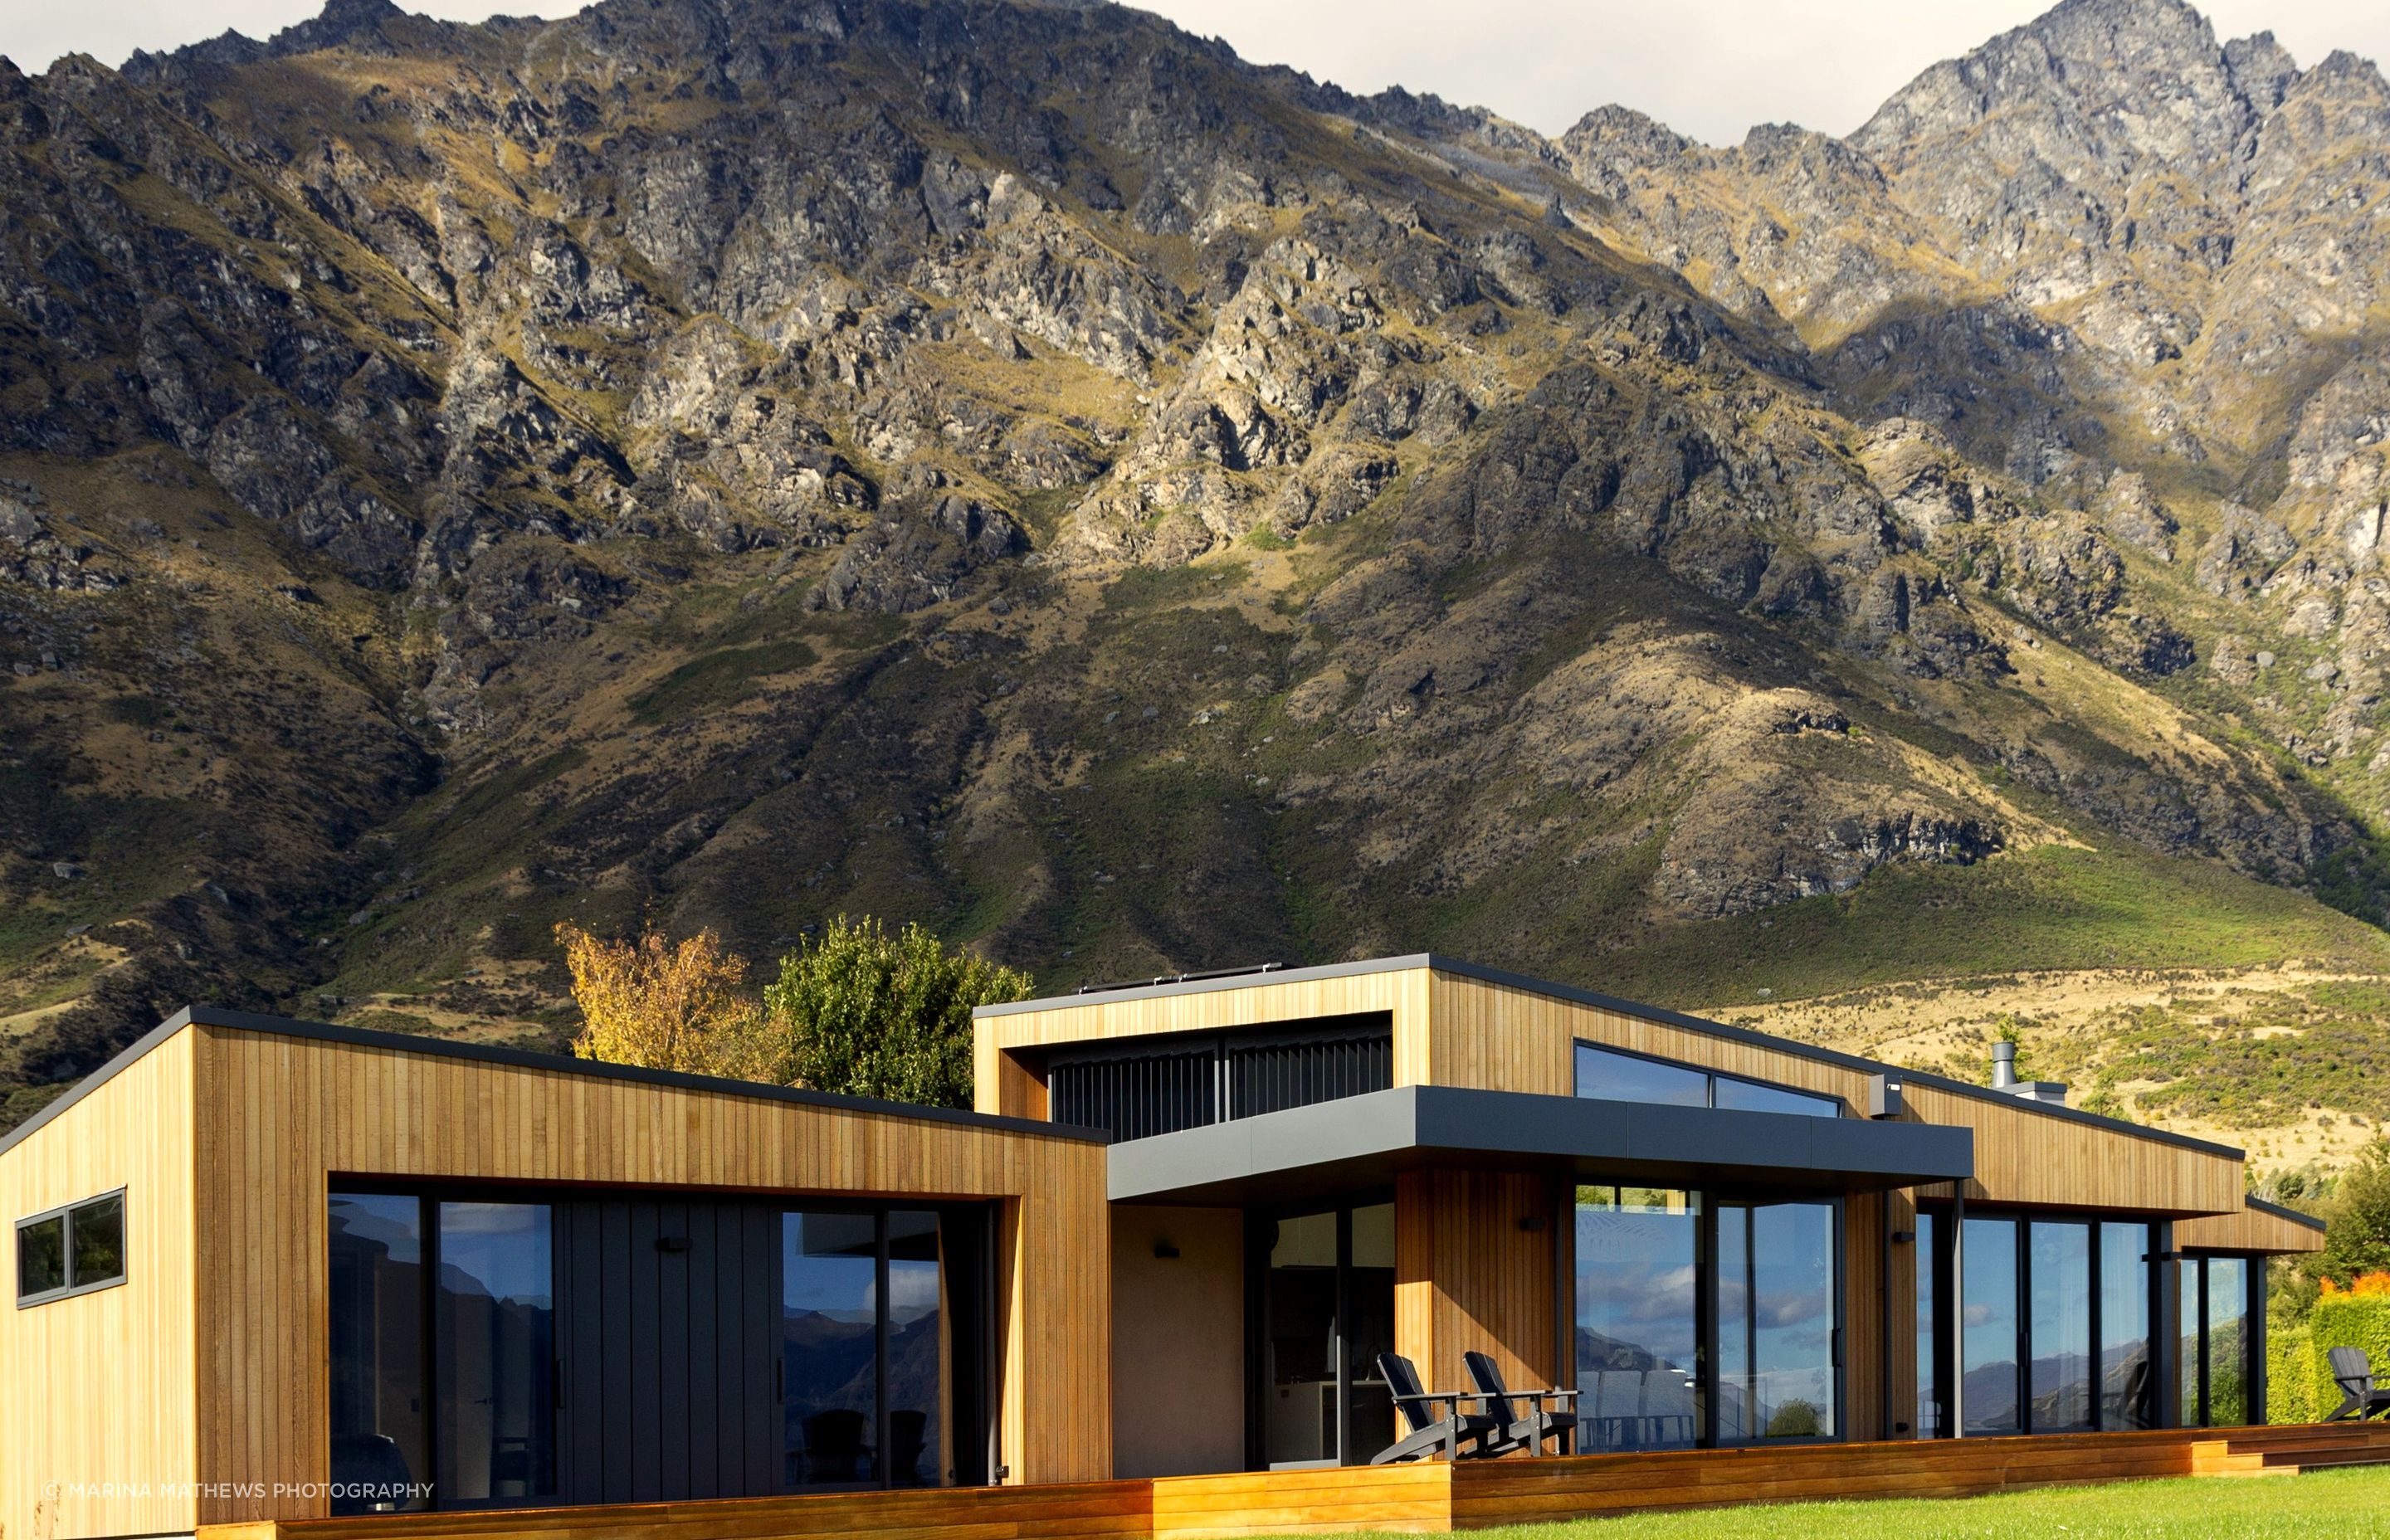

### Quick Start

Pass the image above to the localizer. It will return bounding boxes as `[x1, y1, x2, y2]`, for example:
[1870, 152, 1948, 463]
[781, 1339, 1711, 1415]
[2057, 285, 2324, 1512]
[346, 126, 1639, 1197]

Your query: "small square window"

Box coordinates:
[71, 1193, 124, 1289]
[17, 1215, 65, 1298]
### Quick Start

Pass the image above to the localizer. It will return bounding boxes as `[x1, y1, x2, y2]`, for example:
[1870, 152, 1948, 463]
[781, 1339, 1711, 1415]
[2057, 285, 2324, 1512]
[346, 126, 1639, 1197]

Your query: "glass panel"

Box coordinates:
[783, 1211, 881, 1487]
[435, 1201, 555, 1503]
[1712, 1078, 1841, 1118]
[2027, 1221, 2092, 1431]
[2207, 1258, 2250, 1425]
[17, 1215, 65, 1298]
[69, 1194, 124, 1287]
[1574, 1045, 1708, 1108]
[1575, 1187, 1701, 1451]
[1914, 1212, 1940, 1437]
[1719, 1203, 1837, 1440]
[1345, 1204, 1397, 1464]
[885, 1212, 943, 1488]
[329, 1195, 430, 1513]
[2099, 1223, 2153, 1430]
[2180, 1263, 2202, 1426]
[1262, 1210, 1340, 1466]
[1961, 1217, 2020, 1434]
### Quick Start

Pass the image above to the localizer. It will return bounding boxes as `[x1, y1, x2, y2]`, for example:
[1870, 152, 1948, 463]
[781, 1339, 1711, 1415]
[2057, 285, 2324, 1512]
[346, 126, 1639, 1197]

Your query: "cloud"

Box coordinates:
[9, 2, 2384, 150]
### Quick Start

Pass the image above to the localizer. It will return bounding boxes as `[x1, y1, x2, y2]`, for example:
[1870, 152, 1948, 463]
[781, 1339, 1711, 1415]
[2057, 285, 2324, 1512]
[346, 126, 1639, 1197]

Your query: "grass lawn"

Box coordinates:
[1376, 1468, 2390, 1538]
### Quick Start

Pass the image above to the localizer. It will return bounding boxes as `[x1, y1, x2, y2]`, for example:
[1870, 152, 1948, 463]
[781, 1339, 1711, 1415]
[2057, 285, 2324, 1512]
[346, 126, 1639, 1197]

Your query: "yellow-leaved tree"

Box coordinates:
[554, 918, 768, 1079]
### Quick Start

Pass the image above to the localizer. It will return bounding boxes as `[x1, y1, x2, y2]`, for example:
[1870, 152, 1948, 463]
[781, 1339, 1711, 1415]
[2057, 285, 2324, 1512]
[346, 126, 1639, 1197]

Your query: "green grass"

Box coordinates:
[1295, 1467, 2390, 1539]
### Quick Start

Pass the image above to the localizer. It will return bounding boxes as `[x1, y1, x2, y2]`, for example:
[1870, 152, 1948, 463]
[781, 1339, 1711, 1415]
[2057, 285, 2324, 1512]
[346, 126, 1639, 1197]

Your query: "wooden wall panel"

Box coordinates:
[0, 1032, 199, 1540]
[1885, 1190, 1920, 1440]
[1395, 1171, 1559, 1400]
[191, 1024, 1112, 1525]
[2177, 1203, 2326, 1255]
[1843, 1192, 1885, 1441]
[1428, 974, 2243, 1216]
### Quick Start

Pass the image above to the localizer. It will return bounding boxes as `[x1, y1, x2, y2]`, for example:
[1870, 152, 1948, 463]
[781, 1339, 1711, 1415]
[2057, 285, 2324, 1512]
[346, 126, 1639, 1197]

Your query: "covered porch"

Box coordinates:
[1105, 1084, 1973, 1475]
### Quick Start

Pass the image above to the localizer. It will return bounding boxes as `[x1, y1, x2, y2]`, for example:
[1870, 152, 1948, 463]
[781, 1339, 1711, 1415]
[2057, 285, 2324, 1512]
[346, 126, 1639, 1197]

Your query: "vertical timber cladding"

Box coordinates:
[0, 1031, 200, 1540]
[1395, 1170, 1559, 1401]
[188, 1023, 1111, 1526]
[1422, 970, 2244, 1215]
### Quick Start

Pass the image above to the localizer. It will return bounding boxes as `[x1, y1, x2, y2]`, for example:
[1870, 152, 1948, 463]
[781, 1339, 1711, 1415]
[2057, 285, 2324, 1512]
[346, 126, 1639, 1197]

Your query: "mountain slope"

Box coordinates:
[5, 0, 2390, 1162]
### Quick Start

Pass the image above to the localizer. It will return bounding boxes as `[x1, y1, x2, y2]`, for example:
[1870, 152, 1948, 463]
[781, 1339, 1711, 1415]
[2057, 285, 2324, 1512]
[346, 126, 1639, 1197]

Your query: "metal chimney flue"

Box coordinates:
[1991, 1040, 2017, 1089]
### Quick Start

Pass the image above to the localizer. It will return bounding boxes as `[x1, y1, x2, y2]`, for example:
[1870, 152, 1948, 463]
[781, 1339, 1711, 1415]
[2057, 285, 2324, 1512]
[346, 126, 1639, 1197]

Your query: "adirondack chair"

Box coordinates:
[1371, 1352, 1499, 1464]
[2327, 1347, 2390, 1421]
[1463, 1350, 1580, 1457]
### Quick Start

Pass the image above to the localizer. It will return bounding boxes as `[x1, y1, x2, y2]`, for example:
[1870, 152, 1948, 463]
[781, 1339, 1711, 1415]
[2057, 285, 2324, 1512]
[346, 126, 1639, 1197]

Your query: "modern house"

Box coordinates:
[0, 957, 2337, 1540]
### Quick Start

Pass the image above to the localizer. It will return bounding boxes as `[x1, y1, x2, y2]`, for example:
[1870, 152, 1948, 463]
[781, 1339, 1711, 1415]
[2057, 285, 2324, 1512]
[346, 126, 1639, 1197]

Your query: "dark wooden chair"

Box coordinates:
[2328, 1347, 2390, 1421]
[1463, 1350, 1580, 1456]
[1371, 1352, 1498, 1464]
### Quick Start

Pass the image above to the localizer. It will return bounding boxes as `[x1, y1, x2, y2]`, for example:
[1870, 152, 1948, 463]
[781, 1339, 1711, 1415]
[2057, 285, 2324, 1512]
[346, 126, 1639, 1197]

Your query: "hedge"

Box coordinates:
[2272, 1288, 2390, 1423]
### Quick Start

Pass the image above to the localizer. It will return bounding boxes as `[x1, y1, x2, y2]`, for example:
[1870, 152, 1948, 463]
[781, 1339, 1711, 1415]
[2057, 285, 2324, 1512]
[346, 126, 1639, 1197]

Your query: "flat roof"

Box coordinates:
[0, 1003, 1109, 1160]
[980, 953, 2246, 1162]
[1107, 1084, 1976, 1206]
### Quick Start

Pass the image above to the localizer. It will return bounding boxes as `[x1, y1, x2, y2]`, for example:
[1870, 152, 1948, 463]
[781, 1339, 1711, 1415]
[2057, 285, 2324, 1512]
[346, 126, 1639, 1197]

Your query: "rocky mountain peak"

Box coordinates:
[6, 0, 2390, 1151]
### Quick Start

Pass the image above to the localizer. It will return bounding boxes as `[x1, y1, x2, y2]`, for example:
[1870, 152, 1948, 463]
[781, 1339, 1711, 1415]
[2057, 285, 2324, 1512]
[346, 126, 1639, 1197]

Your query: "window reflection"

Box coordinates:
[1574, 1187, 1701, 1451]
[1961, 1217, 2020, 1434]
[435, 1202, 555, 1503]
[1915, 1212, 1941, 1437]
[2028, 1221, 2092, 1431]
[2099, 1223, 2153, 1429]
[885, 1212, 944, 1487]
[2207, 1258, 2250, 1425]
[1575, 1045, 1707, 1107]
[783, 1211, 880, 1487]
[329, 1194, 429, 1513]
[1719, 1202, 1838, 1441]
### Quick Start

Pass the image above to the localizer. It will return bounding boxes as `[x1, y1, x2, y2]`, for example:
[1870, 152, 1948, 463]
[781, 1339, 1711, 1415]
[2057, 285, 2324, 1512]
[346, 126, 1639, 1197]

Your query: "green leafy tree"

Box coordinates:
[756, 914, 1033, 1108]
[2317, 1138, 2390, 1284]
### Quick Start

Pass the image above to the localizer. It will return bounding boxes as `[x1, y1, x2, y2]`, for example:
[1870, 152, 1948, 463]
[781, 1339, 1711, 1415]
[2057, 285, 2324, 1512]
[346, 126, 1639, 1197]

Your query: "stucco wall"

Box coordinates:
[1111, 1205, 1245, 1476]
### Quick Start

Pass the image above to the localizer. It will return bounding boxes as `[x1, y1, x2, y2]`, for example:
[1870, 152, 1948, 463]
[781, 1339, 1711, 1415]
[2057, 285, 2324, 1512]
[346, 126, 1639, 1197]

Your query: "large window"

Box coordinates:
[14, 1189, 125, 1306]
[1574, 1187, 1703, 1451]
[2099, 1223, 2155, 1429]
[1949, 1213, 2158, 1436]
[1574, 1044, 1841, 1118]
[330, 1191, 990, 1509]
[782, 1209, 958, 1489]
[436, 1202, 558, 1504]
[329, 1194, 432, 1513]
[2028, 1221, 2092, 1431]
[1717, 1201, 1839, 1440]
[2182, 1255, 2257, 1427]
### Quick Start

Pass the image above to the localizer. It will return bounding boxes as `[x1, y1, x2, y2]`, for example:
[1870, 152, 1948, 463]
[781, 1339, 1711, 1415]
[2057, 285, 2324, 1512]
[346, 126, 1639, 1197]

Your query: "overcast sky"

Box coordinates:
[6, 0, 2387, 144]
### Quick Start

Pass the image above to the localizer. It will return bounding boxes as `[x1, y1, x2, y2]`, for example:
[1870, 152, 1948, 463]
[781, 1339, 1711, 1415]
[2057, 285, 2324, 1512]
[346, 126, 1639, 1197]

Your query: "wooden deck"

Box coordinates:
[193, 1424, 2390, 1540]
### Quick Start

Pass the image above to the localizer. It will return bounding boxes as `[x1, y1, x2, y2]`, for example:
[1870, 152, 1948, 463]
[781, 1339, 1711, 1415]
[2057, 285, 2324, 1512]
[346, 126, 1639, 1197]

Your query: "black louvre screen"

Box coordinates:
[1046, 1013, 1392, 1142]
[1050, 1047, 1218, 1143]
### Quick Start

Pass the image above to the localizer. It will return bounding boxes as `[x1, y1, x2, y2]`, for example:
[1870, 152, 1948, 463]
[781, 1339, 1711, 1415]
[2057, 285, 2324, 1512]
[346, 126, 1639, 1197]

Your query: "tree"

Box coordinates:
[756, 914, 1033, 1108]
[554, 918, 767, 1078]
[2318, 1138, 2390, 1285]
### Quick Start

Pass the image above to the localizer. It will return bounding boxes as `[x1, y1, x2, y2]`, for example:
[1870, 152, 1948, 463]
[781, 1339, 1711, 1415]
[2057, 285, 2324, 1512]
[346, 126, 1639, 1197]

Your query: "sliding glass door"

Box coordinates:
[1574, 1187, 1704, 1452]
[1946, 1212, 2158, 1435]
[782, 1208, 959, 1489]
[1252, 1201, 1396, 1467]
[1716, 1201, 1840, 1441]
[2181, 1255, 2257, 1426]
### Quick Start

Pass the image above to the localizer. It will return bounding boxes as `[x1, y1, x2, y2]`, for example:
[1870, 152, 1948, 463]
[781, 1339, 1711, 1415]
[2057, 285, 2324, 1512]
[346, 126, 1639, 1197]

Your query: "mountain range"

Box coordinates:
[7, 0, 2390, 1164]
